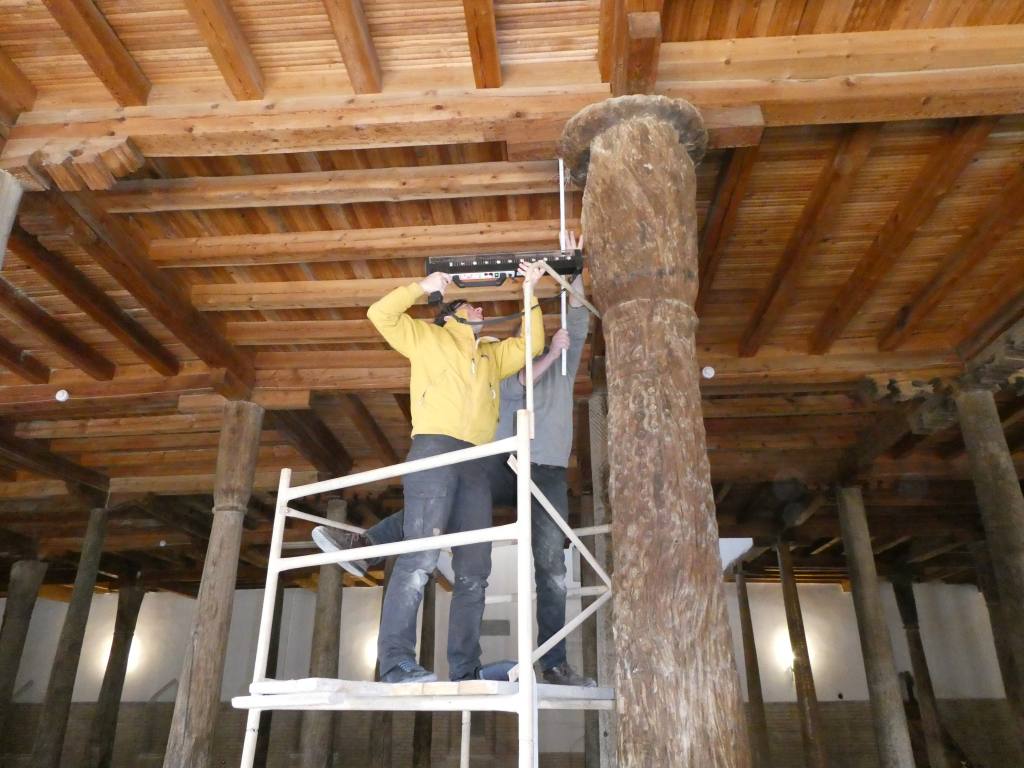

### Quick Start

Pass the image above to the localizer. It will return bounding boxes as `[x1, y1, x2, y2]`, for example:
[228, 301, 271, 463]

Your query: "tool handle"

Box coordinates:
[452, 275, 507, 289]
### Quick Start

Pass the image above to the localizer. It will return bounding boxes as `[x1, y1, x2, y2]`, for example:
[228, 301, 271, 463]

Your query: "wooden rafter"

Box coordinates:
[269, 409, 353, 477]
[611, 11, 661, 97]
[322, 0, 382, 94]
[0, 430, 108, 492]
[319, 393, 399, 466]
[182, 0, 264, 100]
[877, 165, 1024, 351]
[808, 117, 997, 354]
[462, 0, 501, 88]
[0, 47, 36, 126]
[695, 146, 759, 315]
[0, 336, 49, 384]
[953, 266, 1024, 360]
[40, 0, 151, 106]
[739, 124, 880, 357]
[7, 226, 179, 377]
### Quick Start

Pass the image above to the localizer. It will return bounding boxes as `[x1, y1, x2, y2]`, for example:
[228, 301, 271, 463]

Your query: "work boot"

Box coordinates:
[541, 662, 596, 687]
[381, 659, 437, 684]
[311, 526, 382, 578]
[453, 660, 517, 682]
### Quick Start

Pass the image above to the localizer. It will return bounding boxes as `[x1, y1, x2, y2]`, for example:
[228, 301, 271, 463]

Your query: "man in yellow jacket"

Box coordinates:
[366, 262, 545, 683]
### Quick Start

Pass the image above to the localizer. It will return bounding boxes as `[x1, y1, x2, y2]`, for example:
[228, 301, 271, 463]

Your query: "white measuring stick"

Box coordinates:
[560, 288, 567, 376]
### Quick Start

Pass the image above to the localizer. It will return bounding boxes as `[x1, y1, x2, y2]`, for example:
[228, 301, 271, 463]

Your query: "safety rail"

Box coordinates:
[234, 218, 611, 768]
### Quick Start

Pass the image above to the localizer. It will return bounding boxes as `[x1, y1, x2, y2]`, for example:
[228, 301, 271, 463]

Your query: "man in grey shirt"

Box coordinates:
[314, 273, 594, 686]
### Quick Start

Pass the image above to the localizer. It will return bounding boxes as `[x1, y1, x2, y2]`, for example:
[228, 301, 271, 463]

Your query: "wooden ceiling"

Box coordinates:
[0, 0, 1022, 592]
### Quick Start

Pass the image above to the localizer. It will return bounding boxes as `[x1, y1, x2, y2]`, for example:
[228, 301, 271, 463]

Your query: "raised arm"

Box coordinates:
[493, 261, 546, 378]
[366, 276, 446, 358]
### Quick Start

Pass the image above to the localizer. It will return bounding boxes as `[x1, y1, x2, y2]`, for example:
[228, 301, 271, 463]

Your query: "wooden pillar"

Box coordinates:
[0, 558, 47, 735]
[560, 95, 749, 766]
[301, 499, 347, 768]
[412, 573, 436, 768]
[836, 486, 914, 768]
[955, 387, 1024, 717]
[0, 169, 23, 259]
[163, 400, 265, 768]
[891, 576, 956, 768]
[588, 376, 616, 768]
[30, 507, 109, 768]
[735, 567, 772, 768]
[86, 579, 145, 768]
[777, 543, 828, 768]
[253, 579, 286, 768]
[969, 540, 1024, 744]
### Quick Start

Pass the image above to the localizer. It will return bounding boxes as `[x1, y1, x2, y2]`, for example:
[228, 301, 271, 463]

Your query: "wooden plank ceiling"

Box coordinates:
[0, 0, 1022, 592]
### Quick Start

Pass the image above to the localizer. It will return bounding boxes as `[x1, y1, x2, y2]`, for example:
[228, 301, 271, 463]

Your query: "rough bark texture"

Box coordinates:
[412, 573, 436, 768]
[955, 387, 1024, 738]
[836, 486, 914, 768]
[0, 559, 47, 736]
[86, 581, 145, 768]
[301, 500, 347, 768]
[778, 543, 828, 768]
[31, 507, 108, 768]
[163, 400, 265, 768]
[560, 95, 749, 768]
[892, 577, 957, 768]
[736, 568, 773, 768]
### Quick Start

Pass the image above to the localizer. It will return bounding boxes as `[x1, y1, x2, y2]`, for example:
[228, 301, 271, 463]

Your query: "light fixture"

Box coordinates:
[772, 629, 795, 672]
[97, 638, 144, 675]
[54, 389, 69, 402]
[701, 366, 716, 379]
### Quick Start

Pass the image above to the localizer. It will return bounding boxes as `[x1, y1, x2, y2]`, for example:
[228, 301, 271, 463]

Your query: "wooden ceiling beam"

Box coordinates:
[953, 268, 1024, 361]
[878, 165, 1024, 351]
[97, 160, 562, 213]
[182, 0, 264, 100]
[0, 276, 115, 380]
[0, 373, 212, 418]
[0, 336, 50, 384]
[49, 193, 253, 396]
[269, 409, 353, 477]
[0, 47, 36, 126]
[462, 0, 501, 88]
[0, 430, 108, 492]
[322, 0, 382, 94]
[739, 124, 880, 357]
[695, 145, 759, 315]
[40, 0, 151, 106]
[611, 11, 661, 97]
[808, 117, 997, 354]
[7, 226, 179, 376]
[317, 393, 399, 466]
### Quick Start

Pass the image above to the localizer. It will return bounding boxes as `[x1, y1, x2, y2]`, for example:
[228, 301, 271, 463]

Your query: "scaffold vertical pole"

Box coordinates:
[515, 409, 536, 768]
[460, 711, 471, 768]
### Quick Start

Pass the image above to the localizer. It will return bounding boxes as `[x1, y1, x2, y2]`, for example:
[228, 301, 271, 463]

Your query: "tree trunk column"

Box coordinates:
[777, 543, 828, 768]
[836, 486, 914, 768]
[735, 567, 772, 768]
[0, 558, 47, 735]
[891, 577, 956, 768]
[301, 499, 347, 768]
[163, 400, 265, 768]
[955, 388, 1024, 710]
[560, 96, 750, 767]
[86, 579, 145, 768]
[31, 507, 109, 768]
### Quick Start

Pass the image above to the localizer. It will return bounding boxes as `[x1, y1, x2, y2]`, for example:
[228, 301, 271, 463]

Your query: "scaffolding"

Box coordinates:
[233, 186, 611, 768]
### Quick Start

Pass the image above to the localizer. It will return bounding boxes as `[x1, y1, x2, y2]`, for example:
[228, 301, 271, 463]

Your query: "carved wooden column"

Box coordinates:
[837, 486, 914, 768]
[560, 96, 750, 767]
[955, 387, 1024, 719]
[891, 576, 956, 768]
[0, 558, 47, 735]
[301, 499, 347, 768]
[31, 507, 109, 768]
[777, 543, 828, 768]
[735, 567, 772, 768]
[412, 572, 436, 768]
[163, 400, 265, 768]
[86, 578, 145, 768]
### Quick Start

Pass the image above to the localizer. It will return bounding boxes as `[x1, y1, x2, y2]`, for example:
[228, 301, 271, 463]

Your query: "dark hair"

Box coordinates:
[434, 299, 467, 326]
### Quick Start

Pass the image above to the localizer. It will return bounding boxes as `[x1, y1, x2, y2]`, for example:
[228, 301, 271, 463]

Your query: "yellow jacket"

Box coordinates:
[368, 283, 545, 445]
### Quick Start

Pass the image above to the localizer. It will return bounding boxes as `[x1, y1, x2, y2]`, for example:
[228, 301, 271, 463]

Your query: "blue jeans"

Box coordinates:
[369, 455, 570, 671]
[377, 435, 492, 682]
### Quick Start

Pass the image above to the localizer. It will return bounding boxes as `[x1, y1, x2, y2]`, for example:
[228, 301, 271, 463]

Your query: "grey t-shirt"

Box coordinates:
[495, 304, 590, 467]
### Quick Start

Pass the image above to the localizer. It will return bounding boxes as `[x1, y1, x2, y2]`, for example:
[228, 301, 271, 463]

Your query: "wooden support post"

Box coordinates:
[0, 558, 47, 735]
[412, 573, 436, 768]
[0, 170, 23, 261]
[735, 567, 772, 768]
[86, 579, 145, 768]
[777, 542, 828, 768]
[253, 580, 286, 768]
[162, 400, 265, 768]
[891, 576, 957, 768]
[955, 387, 1024, 728]
[300, 499, 347, 768]
[560, 97, 749, 767]
[30, 507, 109, 768]
[969, 540, 1024, 746]
[836, 486, 914, 768]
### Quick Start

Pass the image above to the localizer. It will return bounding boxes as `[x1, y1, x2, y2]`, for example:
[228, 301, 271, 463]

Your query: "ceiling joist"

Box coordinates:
[182, 0, 264, 101]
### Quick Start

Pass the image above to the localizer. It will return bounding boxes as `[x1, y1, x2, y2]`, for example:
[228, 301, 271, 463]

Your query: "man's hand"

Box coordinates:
[548, 328, 570, 355]
[518, 259, 546, 289]
[563, 230, 583, 252]
[419, 272, 453, 297]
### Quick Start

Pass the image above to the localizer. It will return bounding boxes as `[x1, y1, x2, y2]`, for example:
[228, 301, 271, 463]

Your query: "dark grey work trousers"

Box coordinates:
[376, 434, 492, 682]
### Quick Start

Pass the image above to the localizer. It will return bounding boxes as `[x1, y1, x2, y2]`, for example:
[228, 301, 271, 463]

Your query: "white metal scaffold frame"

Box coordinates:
[233, 243, 610, 768]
